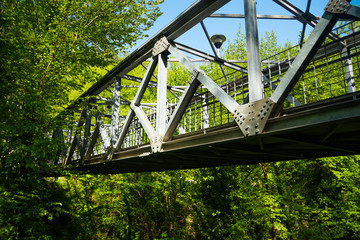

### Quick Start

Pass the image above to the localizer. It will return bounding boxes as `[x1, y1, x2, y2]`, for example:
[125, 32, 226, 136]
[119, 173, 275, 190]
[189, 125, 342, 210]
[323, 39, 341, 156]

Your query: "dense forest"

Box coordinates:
[1, 1, 360, 239]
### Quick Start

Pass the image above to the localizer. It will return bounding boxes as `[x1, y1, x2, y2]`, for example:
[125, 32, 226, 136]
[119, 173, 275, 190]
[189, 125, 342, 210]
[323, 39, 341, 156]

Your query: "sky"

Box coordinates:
[129, 0, 360, 55]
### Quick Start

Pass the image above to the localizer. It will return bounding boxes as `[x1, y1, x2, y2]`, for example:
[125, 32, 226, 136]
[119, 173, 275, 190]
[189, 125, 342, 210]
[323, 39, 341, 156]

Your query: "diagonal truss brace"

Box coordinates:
[270, 0, 360, 116]
[66, 109, 87, 164]
[163, 37, 274, 137]
[114, 57, 158, 151]
[270, 10, 341, 115]
[166, 37, 240, 114]
[96, 111, 112, 158]
[163, 70, 201, 141]
[130, 102, 162, 153]
[83, 122, 99, 161]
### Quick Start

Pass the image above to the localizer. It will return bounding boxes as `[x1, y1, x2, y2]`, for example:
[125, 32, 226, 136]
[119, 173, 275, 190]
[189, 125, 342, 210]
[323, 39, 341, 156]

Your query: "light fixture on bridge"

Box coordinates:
[210, 34, 226, 49]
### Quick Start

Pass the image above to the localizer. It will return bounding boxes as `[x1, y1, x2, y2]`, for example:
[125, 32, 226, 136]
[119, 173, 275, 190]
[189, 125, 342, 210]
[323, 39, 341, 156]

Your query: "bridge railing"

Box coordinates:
[60, 21, 360, 163]
[165, 21, 360, 137]
[262, 21, 360, 106]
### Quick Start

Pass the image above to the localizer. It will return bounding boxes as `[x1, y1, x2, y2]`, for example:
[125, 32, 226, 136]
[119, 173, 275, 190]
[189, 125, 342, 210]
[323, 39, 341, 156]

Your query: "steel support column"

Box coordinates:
[343, 47, 356, 93]
[83, 109, 91, 151]
[203, 98, 210, 128]
[244, 0, 264, 102]
[111, 77, 121, 145]
[156, 53, 169, 134]
[96, 112, 111, 150]
[84, 123, 99, 161]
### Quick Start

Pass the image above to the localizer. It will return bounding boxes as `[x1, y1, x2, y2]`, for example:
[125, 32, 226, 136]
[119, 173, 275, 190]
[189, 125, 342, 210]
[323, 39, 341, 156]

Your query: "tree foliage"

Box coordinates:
[0, 0, 163, 238]
[1, 3, 360, 239]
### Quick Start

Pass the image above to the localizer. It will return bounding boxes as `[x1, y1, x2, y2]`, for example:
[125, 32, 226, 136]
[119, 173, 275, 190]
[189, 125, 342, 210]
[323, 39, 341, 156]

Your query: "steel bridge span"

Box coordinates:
[53, 0, 360, 174]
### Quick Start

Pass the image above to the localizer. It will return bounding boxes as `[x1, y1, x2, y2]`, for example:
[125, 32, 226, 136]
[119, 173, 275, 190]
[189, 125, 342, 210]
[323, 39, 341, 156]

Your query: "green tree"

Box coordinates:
[0, 0, 163, 238]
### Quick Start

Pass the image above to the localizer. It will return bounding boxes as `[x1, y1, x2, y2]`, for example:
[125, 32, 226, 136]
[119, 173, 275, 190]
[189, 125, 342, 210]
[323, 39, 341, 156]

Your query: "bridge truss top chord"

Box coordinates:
[52, 0, 360, 174]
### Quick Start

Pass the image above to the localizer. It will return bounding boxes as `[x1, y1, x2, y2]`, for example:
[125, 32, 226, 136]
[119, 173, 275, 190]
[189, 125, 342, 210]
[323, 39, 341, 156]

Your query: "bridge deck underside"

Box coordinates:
[73, 92, 360, 174]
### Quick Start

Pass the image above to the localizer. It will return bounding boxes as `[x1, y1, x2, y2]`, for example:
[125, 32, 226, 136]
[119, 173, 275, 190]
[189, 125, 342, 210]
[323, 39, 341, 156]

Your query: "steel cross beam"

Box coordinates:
[273, 0, 341, 42]
[273, 0, 318, 26]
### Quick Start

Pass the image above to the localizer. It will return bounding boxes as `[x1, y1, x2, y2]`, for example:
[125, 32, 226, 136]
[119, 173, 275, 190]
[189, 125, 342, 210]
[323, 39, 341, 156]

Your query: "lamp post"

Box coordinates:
[211, 34, 226, 56]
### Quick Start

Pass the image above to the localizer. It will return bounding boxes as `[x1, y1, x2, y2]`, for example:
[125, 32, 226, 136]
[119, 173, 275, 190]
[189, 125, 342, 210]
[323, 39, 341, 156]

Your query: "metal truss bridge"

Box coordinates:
[53, 0, 360, 174]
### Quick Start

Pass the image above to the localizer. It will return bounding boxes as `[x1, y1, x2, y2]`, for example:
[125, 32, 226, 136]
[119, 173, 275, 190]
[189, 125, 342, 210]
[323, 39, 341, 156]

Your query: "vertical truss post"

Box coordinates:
[61, 125, 73, 164]
[111, 77, 121, 145]
[51, 129, 64, 164]
[156, 52, 168, 134]
[244, 0, 264, 102]
[84, 108, 91, 150]
[343, 47, 356, 93]
[203, 98, 210, 128]
[83, 123, 99, 161]
[96, 112, 111, 150]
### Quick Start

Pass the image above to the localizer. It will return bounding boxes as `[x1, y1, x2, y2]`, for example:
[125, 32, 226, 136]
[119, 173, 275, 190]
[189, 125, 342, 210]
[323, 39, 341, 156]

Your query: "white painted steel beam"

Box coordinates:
[244, 0, 264, 102]
[111, 77, 121, 145]
[156, 53, 168, 135]
[168, 40, 240, 114]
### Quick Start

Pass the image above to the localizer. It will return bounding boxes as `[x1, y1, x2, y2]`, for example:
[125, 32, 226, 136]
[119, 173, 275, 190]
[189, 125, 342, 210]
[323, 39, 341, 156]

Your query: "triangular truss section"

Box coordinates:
[52, 0, 360, 171]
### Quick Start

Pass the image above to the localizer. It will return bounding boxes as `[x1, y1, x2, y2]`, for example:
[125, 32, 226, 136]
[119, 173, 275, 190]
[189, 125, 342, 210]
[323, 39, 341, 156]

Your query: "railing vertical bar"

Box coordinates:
[313, 61, 319, 101]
